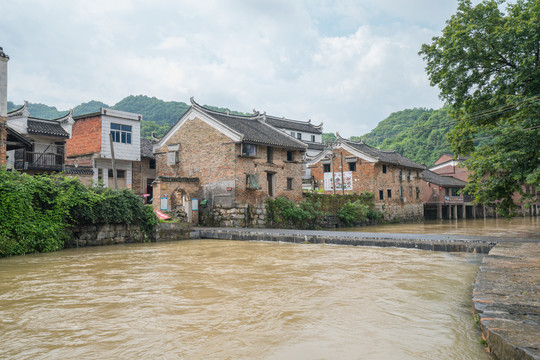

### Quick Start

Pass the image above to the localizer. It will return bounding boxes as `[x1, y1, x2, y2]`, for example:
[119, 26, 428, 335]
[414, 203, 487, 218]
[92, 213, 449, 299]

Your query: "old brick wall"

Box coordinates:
[155, 116, 304, 207]
[310, 148, 424, 220]
[66, 115, 102, 156]
[132, 157, 155, 195]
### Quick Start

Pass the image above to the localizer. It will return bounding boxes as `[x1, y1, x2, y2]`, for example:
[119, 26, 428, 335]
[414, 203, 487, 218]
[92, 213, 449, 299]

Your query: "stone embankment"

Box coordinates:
[473, 241, 540, 360]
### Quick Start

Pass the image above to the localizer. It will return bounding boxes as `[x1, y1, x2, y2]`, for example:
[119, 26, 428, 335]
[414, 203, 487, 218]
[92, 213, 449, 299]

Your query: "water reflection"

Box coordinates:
[0, 241, 492, 359]
[340, 217, 540, 239]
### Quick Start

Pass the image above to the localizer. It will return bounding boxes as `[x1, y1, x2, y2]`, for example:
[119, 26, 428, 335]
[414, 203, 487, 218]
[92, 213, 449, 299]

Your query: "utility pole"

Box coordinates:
[340, 152, 345, 195]
[109, 133, 118, 189]
[331, 151, 336, 195]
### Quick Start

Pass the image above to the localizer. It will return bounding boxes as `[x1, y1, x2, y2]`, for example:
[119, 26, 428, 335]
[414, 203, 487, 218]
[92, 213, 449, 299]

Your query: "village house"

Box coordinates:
[422, 169, 474, 219]
[430, 153, 539, 217]
[65, 108, 142, 188]
[264, 115, 324, 157]
[5, 101, 74, 174]
[152, 98, 307, 226]
[306, 135, 425, 220]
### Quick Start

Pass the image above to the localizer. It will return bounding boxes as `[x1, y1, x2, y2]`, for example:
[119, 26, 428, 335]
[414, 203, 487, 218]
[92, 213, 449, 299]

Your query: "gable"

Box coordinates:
[157, 107, 242, 151]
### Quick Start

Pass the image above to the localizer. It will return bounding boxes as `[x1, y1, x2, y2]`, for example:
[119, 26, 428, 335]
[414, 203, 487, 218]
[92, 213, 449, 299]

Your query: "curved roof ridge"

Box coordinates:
[190, 97, 258, 120]
[7, 100, 28, 117]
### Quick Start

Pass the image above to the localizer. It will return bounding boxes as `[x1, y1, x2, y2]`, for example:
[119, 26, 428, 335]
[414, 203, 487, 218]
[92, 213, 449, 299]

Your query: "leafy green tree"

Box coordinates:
[420, 0, 540, 214]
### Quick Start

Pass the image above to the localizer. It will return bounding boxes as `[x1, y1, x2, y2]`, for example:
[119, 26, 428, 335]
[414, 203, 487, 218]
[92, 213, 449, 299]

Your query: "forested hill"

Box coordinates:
[7, 95, 247, 139]
[323, 107, 455, 167]
[360, 107, 455, 167]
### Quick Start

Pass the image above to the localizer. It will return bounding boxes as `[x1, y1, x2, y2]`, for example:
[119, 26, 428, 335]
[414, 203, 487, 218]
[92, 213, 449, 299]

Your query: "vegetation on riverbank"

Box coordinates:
[0, 169, 157, 257]
[265, 192, 381, 229]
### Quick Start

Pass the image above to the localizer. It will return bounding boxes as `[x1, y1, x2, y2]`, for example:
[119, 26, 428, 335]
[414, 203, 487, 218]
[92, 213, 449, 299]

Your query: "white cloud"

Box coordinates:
[2, 0, 455, 135]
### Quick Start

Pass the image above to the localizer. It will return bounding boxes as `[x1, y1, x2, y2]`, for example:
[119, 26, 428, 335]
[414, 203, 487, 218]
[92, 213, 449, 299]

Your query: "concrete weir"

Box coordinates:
[193, 227, 497, 253]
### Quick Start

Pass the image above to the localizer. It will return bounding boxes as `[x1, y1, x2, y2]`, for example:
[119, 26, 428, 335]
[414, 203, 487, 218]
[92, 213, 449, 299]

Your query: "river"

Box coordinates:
[0, 238, 495, 359]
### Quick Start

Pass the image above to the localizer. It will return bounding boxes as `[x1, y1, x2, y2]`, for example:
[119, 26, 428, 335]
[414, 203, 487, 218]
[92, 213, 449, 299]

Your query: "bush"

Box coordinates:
[0, 168, 157, 257]
[265, 197, 324, 229]
[337, 201, 370, 226]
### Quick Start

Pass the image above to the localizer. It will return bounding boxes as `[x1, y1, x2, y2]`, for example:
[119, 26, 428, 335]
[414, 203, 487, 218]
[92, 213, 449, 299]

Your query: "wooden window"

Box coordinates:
[416, 187, 420, 199]
[286, 151, 294, 161]
[246, 174, 259, 189]
[108, 169, 125, 178]
[267, 146, 273, 163]
[323, 163, 331, 173]
[349, 162, 356, 171]
[167, 151, 178, 165]
[409, 186, 413, 197]
[149, 159, 156, 169]
[382, 164, 387, 174]
[387, 189, 392, 198]
[287, 178, 293, 190]
[242, 143, 257, 157]
[379, 190, 384, 200]
[297, 133, 302, 140]
[311, 135, 315, 142]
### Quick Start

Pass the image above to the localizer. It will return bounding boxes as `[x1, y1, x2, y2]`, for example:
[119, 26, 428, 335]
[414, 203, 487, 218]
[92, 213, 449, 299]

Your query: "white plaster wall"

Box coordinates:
[0, 58, 7, 117]
[94, 158, 133, 188]
[100, 115, 141, 161]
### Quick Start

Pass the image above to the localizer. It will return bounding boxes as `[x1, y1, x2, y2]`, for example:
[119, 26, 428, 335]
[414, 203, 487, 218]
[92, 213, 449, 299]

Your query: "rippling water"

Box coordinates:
[0, 241, 492, 359]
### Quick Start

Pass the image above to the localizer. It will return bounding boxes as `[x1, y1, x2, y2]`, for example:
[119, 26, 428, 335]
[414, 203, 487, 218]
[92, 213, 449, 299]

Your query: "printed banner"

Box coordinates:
[324, 171, 353, 191]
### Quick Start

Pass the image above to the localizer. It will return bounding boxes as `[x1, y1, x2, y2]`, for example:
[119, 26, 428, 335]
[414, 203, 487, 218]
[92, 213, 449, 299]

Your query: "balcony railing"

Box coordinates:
[14, 151, 64, 171]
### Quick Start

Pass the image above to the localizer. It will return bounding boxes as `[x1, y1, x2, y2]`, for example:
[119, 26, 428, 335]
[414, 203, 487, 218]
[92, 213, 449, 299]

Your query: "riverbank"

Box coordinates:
[473, 241, 540, 360]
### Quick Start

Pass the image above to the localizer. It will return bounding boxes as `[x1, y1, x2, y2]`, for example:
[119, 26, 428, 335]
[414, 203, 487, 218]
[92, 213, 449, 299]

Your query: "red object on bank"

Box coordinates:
[154, 210, 171, 220]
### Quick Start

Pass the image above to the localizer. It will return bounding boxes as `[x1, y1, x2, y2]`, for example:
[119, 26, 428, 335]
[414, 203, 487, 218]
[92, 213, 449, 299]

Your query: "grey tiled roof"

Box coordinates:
[194, 102, 307, 150]
[345, 140, 425, 170]
[265, 115, 323, 134]
[305, 141, 325, 151]
[63, 166, 94, 175]
[27, 119, 69, 138]
[140, 138, 155, 159]
[422, 170, 467, 187]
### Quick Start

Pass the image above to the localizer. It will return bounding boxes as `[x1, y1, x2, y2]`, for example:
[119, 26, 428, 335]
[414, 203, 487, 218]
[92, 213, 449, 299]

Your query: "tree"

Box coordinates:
[420, 0, 540, 215]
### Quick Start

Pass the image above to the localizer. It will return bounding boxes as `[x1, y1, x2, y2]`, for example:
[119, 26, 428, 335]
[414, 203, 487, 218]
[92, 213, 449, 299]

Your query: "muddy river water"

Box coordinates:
[2, 218, 538, 359]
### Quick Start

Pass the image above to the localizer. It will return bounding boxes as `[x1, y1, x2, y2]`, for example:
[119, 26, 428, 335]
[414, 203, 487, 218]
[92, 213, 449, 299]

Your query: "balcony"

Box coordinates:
[14, 151, 64, 172]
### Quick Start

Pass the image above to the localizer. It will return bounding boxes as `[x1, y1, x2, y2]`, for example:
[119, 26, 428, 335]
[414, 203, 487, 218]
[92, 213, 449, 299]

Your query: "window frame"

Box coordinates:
[110, 123, 132, 144]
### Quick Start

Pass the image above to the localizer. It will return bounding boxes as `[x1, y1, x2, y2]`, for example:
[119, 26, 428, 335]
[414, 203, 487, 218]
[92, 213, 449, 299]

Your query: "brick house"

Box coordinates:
[65, 108, 142, 188]
[422, 169, 475, 219]
[5, 101, 75, 174]
[307, 135, 425, 220]
[430, 154, 539, 217]
[152, 98, 307, 224]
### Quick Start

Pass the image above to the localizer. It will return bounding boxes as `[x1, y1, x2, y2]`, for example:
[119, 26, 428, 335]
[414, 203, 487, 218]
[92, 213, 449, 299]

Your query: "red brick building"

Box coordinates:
[306, 136, 425, 220]
[66, 108, 142, 188]
[152, 98, 307, 224]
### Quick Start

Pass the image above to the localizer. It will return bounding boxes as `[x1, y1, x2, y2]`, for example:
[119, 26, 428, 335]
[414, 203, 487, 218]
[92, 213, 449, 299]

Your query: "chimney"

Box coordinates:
[0, 46, 9, 166]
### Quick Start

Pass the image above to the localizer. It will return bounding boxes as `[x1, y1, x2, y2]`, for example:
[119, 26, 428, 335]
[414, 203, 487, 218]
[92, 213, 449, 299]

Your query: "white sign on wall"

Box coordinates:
[324, 171, 353, 191]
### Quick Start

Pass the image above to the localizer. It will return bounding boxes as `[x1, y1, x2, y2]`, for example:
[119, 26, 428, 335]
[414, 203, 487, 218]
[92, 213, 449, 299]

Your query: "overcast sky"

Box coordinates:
[2, 0, 461, 135]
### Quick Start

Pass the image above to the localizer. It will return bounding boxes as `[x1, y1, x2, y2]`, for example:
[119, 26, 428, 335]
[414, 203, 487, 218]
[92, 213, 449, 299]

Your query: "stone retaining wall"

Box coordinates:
[68, 224, 150, 247]
[67, 222, 193, 247]
[202, 203, 267, 228]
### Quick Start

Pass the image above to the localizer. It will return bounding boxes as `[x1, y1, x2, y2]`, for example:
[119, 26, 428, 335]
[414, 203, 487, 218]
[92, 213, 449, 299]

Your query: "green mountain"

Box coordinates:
[322, 107, 455, 167]
[7, 95, 247, 139]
